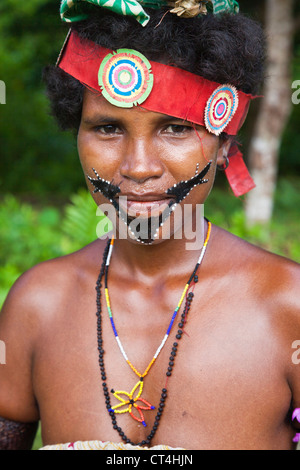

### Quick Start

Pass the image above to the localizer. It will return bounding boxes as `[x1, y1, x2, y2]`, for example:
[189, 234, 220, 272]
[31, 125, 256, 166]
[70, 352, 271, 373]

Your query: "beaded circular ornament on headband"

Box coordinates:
[204, 84, 239, 136]
[98, 49, 154, 107]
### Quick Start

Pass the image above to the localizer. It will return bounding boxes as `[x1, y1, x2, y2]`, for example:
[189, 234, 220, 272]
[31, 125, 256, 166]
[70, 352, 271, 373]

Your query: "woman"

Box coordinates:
[0, 0, 300, 450]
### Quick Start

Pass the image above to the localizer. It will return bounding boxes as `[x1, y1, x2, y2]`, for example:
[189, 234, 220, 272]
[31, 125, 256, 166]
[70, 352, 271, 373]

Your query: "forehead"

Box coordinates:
[81, 89, 190, 125]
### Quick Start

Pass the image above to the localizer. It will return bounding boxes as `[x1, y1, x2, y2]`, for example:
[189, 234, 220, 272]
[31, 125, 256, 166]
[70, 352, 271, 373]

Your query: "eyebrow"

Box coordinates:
[82, 115, 121, 125]
[81, 113, 190, 126]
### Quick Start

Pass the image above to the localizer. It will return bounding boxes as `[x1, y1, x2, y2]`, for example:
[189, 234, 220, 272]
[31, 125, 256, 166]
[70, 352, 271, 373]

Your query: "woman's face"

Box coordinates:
[77, 89, 228, 244]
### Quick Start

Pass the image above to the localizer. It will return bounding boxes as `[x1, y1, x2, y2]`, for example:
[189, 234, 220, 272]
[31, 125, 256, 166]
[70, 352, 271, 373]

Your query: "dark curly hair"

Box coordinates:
[43, 7, 265, 132]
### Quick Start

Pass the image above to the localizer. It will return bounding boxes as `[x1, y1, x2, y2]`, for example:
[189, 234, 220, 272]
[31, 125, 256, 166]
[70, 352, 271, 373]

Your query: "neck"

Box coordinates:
[110, 216, 209, 280]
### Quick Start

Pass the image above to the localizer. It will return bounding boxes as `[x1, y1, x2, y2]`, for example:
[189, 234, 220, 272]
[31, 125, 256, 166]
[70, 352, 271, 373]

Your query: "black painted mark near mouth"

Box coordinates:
[165, 160, 212, 204]
[86, 161, 211, 244]
[87, 168, 121, 212]
[119, 203, 174, 245]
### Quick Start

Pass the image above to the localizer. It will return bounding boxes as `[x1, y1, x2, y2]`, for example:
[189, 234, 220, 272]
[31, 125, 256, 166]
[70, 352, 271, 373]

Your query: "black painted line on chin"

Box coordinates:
[86, 161, 211, 244]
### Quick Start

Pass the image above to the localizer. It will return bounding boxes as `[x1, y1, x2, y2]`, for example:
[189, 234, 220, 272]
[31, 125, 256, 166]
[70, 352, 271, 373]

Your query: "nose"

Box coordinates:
[119, 137, 164, 184]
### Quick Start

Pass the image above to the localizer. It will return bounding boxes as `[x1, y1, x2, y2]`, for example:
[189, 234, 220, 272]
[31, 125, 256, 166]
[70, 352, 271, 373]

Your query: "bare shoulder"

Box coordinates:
[0, 239, 106, 422]
[1, 239, 105, 323]
[211, 223, 300, 287]
[210, 222, 300, 331]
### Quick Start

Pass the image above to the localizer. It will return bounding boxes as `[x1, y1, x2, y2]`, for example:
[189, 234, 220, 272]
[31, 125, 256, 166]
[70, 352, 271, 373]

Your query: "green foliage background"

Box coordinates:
[0, 0, 83, 198]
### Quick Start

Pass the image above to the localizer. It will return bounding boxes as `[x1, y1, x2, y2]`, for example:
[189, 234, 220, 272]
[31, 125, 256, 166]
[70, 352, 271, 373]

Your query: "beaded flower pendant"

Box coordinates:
[109, 380, 155, 427]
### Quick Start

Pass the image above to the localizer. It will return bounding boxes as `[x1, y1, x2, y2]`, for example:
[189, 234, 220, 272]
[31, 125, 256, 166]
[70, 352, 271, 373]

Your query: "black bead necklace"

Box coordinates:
[95, 222, 211, 447]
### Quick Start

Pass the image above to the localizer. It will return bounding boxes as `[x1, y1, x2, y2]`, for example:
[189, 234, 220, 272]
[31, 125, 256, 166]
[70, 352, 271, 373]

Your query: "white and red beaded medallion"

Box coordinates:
[204, 84, 239, 136]
[98, 49, 154, 108]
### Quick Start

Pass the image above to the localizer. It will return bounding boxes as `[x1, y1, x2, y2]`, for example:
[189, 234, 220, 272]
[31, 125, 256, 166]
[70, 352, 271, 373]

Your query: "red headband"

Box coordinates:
[57, 30, 256, 196]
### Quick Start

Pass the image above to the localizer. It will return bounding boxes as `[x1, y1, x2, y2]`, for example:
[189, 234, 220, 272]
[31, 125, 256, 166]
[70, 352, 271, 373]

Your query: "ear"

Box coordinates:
[216, 136, 233, 167]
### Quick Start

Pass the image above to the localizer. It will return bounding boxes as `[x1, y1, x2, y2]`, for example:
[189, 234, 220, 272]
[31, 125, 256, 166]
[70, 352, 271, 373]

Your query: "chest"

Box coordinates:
[33, 290, 293, 449]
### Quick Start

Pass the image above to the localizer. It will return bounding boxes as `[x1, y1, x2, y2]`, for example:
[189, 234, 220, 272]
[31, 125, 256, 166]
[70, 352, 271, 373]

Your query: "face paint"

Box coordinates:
[87, 160, 211, 244]
[87, 168, 121, 211]
[121, 201, 175, 245]
[166, 160, 211, 205]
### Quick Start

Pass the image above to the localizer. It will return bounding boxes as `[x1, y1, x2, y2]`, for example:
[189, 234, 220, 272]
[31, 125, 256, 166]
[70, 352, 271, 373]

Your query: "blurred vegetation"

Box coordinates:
[0, 190, 111, 308]
[0, 0, 83, 199]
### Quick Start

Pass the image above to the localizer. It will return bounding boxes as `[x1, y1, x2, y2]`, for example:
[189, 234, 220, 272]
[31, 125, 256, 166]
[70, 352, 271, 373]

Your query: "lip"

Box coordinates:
[118, 192, 171, 201]
[116, 193, 173, 217]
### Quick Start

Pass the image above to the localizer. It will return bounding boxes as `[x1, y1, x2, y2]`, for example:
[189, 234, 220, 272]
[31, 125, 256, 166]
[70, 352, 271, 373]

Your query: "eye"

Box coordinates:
[163, 124, 193, 135]
[94, 124, 122, 135]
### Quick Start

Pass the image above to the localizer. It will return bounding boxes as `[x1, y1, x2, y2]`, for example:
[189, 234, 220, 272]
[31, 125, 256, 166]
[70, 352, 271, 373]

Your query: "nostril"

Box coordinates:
[120, 169, 163, 184]
[119, 156, 164, 183]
